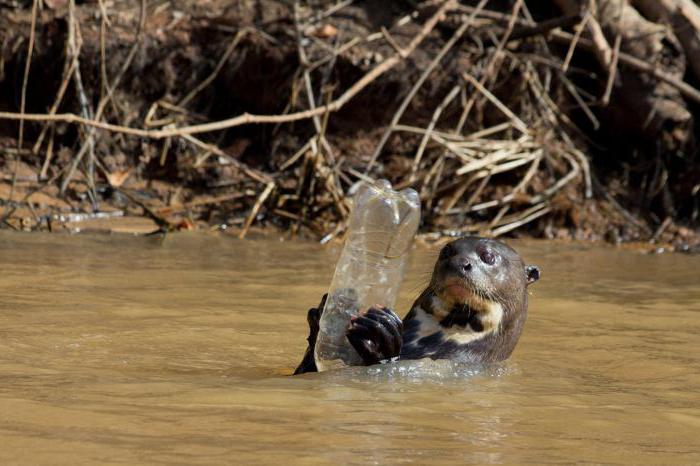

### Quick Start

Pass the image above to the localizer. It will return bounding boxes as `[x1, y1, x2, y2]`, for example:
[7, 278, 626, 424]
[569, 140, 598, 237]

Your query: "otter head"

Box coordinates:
[425, 237, 540, 360]
[430, 237, 539, 310]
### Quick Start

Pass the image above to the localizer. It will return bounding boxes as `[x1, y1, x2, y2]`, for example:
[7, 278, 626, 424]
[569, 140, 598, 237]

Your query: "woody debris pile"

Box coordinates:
[0, 0, 699, 250]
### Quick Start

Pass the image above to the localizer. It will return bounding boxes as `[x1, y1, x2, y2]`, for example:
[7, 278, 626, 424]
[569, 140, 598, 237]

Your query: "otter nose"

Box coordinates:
[451, 257, 472, 277]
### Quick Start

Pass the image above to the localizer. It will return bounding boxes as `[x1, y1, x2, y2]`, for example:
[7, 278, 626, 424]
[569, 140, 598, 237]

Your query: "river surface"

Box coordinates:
[1, 232, 699, 465]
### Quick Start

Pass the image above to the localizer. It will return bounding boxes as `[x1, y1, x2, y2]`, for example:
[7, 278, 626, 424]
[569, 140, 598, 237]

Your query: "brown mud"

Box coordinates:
[0, 0, 698, 251]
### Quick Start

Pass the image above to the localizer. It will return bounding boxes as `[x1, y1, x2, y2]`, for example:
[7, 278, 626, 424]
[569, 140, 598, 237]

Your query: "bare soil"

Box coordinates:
[0, 0, 698, 252]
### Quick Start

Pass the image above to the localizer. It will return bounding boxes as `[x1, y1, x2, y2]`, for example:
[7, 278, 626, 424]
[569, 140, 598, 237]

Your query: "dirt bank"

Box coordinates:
[0, 0, 698, 251]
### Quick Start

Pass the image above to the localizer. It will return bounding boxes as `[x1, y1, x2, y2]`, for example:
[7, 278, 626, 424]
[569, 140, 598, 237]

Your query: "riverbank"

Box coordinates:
[1, 0, 699, 250]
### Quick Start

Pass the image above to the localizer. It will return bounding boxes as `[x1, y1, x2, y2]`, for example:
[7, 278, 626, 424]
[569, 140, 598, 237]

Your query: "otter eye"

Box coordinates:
[480, 250, 495, 265]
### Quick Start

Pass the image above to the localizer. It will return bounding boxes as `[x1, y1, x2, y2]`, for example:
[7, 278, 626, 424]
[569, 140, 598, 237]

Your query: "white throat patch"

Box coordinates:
[412, 300, 504, 346]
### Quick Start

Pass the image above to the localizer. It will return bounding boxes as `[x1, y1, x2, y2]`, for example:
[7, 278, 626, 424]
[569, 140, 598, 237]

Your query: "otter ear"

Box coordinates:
[525, 265, 540, 285]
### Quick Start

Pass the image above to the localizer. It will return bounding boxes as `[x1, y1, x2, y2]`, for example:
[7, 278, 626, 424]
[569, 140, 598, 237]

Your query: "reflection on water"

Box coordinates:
[1, 232, 699, 464]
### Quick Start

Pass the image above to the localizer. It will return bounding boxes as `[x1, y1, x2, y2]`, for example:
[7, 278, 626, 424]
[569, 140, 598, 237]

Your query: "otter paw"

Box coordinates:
[346, 306, 403, 366]
[305, 294, 328, 344]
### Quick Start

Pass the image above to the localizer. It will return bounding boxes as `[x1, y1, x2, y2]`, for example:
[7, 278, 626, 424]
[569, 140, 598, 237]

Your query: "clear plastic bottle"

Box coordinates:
[314, 179, 421, 371]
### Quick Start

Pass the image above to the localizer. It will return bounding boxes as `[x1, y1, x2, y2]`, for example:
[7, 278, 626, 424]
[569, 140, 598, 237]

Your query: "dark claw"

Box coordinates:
[362, 307, 403, 345]
[368, 305, 403, 330]
[347, 323, 382, 364]
[346, 306, 403, 366]
[353, 314, 400, 356]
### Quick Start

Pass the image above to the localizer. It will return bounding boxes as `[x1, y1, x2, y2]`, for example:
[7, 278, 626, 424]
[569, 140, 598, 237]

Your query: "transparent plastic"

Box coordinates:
[314, 179, 421, 371]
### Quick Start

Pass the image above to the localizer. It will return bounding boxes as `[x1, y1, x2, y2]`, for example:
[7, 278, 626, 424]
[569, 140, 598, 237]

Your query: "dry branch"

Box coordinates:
[0, 0, 455, 140]
[1, 0, 698, 244]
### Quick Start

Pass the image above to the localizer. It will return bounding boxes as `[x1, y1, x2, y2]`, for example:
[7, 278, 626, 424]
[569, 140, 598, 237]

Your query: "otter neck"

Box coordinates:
[417, 288, 526, 362]
[419, 289, 498, 331]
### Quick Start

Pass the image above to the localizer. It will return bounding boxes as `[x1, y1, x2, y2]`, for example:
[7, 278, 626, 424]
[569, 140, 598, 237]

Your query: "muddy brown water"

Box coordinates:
[1, 232, 699, 465]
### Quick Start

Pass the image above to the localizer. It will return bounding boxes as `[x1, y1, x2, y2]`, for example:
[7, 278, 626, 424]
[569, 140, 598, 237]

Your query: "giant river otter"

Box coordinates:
[295, 236, 540, 374]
